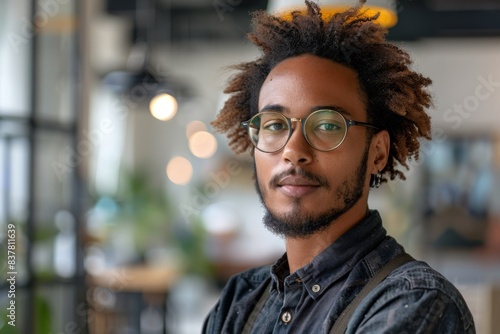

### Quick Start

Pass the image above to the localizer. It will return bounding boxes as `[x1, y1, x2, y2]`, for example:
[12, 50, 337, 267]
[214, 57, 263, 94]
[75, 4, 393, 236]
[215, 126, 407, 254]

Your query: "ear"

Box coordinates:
[369, 130, 390, 174]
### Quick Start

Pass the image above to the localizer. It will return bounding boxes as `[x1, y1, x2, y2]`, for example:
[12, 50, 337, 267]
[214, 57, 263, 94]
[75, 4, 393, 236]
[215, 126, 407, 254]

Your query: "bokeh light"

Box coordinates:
[186, 120, 207, 139]
[166, 156, 193, 185]
[188, 131, 218, 159]
[149, 93, 178, 121]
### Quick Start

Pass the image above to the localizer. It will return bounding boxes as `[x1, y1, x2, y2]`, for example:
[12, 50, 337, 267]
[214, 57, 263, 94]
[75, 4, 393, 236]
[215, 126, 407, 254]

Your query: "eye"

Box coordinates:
[263, 119, 287, 132]
[315, 122, 342, 132]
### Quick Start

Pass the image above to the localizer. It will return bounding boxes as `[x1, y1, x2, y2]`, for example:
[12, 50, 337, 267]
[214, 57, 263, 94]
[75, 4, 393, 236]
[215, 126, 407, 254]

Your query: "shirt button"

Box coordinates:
[312, 284, 321, 293]
[281, 311, 292, 323]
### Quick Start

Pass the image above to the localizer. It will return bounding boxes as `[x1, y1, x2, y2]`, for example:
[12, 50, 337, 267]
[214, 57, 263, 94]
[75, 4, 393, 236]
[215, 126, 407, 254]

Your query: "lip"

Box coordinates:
[277, 175, 320, 198]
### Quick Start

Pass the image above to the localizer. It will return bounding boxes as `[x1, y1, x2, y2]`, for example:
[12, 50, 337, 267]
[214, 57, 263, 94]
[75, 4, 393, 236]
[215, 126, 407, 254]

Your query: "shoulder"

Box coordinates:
[386, 260, 469, 309]
[386, 260, 455, 289]
[350, 260, 475, 333]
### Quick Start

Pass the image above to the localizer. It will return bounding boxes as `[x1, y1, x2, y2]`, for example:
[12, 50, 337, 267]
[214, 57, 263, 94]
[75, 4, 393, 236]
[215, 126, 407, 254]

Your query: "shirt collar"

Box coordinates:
[270, 210, 387, 299]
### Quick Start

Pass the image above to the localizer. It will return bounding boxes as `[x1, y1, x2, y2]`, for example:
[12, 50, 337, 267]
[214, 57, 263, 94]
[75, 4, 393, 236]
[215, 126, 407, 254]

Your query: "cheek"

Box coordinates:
[254, 154, 270, 181]
[255, 152, 279, 189]
[317, 152, 361, 182]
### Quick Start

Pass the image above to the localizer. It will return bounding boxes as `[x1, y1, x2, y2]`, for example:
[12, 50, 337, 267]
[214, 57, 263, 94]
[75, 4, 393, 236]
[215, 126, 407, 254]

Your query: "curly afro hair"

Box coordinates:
[211, 0, 432, 183]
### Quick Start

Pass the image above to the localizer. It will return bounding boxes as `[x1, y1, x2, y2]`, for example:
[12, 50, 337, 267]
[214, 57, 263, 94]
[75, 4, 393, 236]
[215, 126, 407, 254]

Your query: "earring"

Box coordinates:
[370, 171, 382, 188]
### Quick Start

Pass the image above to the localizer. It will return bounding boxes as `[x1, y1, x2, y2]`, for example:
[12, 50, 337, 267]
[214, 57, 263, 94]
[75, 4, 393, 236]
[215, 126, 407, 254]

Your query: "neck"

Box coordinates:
[285, 203, 369, 273]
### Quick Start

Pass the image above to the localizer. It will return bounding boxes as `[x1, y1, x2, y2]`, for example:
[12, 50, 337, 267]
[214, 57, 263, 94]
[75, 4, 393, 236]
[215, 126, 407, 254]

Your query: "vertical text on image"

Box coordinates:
[6, 223, 17, 327]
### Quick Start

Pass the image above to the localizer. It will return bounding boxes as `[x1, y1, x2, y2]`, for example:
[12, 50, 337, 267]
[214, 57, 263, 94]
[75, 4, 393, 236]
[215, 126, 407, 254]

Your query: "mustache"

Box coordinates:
[269, 167, 330, 189]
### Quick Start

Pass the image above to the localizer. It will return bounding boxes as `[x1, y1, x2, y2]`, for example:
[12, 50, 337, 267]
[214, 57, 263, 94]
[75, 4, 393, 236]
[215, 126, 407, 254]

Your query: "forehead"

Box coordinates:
[258, 54, 367, 118]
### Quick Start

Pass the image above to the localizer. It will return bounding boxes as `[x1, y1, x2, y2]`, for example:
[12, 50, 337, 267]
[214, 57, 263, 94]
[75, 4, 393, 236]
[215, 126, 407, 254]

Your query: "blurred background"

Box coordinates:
[1, 0, 500, 333]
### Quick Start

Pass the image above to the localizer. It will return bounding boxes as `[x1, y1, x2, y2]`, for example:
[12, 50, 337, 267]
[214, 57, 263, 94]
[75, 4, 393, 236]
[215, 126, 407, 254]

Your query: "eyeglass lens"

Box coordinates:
[247, 110, 348, 153]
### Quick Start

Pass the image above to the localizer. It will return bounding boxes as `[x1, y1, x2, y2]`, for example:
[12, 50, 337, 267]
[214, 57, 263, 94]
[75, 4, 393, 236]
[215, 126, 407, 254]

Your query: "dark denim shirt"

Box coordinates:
[202, 210, 475, 333]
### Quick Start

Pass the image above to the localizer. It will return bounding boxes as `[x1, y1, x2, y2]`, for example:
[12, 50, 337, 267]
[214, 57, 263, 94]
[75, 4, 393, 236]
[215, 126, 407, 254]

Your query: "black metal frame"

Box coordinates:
[0, 0, 88, 332]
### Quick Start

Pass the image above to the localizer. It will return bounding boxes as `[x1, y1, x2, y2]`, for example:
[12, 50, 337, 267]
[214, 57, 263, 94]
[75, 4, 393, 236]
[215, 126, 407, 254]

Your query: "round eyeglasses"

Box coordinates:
[241, 109, 380, 153]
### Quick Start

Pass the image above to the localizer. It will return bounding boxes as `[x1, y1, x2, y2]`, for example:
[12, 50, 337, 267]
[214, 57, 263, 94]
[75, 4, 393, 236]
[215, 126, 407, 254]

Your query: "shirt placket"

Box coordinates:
[273, 277, 304, 333]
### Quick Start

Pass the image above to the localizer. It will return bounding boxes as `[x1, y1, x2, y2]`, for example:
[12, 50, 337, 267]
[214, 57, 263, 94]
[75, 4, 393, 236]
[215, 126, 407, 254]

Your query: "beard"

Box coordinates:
[254, 145, 369, 239]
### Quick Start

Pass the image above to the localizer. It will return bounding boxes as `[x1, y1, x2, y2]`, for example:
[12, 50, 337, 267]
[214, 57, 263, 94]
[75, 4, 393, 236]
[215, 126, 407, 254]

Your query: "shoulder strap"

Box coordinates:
[242, 281, 272, 334]
[330, 253, 415, 334]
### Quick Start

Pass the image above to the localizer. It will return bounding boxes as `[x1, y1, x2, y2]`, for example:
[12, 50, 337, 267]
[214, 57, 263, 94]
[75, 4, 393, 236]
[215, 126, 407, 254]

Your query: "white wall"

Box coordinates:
[403, 38, 500, 135]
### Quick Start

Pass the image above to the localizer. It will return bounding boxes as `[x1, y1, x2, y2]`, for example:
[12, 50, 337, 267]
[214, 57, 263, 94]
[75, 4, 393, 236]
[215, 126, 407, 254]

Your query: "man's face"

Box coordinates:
[254, 54, 375, 238]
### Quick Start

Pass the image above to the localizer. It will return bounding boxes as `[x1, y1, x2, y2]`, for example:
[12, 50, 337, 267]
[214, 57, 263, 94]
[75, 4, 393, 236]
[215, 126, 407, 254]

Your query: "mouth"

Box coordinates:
[277, 175, 321, 198]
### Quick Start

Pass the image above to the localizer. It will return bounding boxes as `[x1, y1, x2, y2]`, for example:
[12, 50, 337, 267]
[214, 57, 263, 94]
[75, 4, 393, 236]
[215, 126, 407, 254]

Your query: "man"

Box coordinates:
[203, 1, 475, 333]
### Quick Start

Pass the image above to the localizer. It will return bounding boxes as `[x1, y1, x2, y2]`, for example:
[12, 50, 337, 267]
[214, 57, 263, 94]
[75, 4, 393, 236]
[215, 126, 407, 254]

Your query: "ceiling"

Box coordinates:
[105, 0, 500, 43]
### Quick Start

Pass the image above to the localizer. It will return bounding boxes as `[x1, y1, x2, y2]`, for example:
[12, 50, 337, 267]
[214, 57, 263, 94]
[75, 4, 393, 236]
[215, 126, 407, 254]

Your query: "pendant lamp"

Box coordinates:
[102, 0, 191, 121]
[267, 0, 398, 27]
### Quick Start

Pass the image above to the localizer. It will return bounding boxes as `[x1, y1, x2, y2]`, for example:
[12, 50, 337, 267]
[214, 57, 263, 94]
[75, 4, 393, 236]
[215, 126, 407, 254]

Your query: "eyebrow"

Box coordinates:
[259, 104, 287, 113]
[259, 104, 353, 117]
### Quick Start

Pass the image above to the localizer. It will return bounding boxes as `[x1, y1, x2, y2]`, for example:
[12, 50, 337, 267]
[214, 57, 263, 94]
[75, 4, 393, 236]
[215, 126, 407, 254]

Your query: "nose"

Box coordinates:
[281, 120, 314, 165]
